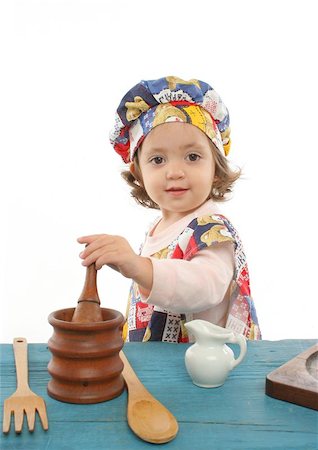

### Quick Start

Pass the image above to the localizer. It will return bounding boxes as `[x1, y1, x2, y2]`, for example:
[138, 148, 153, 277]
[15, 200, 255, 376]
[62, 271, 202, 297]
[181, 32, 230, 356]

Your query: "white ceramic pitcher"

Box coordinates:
[184, 319, 247, 388]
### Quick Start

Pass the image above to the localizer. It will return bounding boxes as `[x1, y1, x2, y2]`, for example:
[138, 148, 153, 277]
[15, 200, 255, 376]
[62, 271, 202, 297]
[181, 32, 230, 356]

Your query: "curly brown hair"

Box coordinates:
[121, 142, 241, 209]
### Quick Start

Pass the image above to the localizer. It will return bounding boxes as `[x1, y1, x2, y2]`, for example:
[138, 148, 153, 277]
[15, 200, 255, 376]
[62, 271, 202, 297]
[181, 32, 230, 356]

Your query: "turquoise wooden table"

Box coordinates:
[1, 340, 317, 450]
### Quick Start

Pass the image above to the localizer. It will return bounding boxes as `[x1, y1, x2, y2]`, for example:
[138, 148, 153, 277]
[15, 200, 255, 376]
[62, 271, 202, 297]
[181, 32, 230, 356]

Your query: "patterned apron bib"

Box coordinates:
[123, 214, 261, 342]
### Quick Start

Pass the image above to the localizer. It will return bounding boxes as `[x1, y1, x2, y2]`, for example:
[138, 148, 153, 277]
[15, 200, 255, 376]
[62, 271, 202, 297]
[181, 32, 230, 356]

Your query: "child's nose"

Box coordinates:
[166, 164, 185, 179]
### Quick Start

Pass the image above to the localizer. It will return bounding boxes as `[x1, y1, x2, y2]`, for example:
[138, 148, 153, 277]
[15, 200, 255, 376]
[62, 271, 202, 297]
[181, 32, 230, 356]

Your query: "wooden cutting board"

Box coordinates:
[266, 343, 318, 410]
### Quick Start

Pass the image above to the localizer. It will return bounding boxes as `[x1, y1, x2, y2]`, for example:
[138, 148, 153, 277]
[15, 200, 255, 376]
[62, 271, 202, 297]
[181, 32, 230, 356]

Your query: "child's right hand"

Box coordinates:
[77, 234, 153, 292]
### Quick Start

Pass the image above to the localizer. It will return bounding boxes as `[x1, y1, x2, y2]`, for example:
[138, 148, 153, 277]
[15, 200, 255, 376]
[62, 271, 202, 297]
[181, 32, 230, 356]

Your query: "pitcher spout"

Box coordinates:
[185, 319, 234, 344]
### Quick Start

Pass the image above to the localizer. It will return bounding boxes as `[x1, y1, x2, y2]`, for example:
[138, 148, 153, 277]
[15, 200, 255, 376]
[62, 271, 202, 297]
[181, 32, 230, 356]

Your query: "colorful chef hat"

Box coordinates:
[109, 76, 231, 163]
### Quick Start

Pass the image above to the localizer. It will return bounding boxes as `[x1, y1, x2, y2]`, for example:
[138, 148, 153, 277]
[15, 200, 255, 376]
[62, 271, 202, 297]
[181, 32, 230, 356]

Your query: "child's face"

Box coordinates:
[138, 122, 216, 219]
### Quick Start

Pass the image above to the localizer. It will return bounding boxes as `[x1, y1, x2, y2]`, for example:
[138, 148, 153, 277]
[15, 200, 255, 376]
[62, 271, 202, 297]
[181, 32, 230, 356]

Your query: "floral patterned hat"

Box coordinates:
[109, 76, 231, 163]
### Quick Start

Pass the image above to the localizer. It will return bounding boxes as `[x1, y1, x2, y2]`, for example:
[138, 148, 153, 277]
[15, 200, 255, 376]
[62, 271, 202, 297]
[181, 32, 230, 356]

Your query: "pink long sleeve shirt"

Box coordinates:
[140, 202, 234, 326]
[124, 200, 261, 342]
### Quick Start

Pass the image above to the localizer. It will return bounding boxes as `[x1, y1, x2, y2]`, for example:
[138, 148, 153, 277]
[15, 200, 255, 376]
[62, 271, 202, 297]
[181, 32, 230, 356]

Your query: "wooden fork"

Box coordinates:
[2, 337, 49, 434]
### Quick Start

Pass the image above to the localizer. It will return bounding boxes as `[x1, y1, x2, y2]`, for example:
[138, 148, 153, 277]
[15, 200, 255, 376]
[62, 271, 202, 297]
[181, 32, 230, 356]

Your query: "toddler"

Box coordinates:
[78, 76, 261, 342]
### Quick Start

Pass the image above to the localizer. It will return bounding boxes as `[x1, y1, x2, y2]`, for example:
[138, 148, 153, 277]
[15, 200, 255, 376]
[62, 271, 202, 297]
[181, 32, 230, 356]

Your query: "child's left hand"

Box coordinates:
[77, 235, 152, 291]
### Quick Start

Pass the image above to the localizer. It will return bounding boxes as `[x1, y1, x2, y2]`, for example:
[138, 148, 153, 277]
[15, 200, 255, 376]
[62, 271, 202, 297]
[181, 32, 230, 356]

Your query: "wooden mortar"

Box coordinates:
[47, 265, 125, 404]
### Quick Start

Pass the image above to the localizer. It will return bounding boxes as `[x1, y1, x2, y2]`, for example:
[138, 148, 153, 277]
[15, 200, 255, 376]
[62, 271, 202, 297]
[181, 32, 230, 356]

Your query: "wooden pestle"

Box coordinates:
[71, 264, 103, 323]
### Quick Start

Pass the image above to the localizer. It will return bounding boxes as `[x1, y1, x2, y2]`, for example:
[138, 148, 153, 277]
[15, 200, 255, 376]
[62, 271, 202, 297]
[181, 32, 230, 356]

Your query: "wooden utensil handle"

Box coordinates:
[120, 351, 135, 380]
[78, 264, 100, 304]
[71, 264, 103, 323]
[120, 351, 146, 392]
[13, 337, 30, 392]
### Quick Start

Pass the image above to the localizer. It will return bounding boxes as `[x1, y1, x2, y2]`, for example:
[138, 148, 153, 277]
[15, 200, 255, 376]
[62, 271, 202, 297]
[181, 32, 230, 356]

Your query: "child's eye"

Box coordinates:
[187, 153, 201, 162]
[150, 156, 165, 165]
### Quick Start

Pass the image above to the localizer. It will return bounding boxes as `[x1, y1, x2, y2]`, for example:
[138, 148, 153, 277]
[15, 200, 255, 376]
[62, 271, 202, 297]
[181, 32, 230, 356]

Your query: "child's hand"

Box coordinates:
[77, 234, 153, 291]
[78, 234, 138, 274]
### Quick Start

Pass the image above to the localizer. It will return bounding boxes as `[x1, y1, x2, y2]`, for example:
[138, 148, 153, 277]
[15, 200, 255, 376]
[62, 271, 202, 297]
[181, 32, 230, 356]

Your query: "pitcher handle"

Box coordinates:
[228, 333, 247, 369]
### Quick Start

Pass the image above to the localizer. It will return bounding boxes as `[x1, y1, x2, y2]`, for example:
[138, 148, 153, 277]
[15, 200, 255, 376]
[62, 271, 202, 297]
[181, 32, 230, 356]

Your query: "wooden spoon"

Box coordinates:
[71, 264, 103, 323]
[120, 351, 178, 444]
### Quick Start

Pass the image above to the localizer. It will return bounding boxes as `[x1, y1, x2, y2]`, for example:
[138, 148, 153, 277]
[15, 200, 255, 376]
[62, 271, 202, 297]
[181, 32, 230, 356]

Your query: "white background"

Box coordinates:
[1, 0, 317, 343]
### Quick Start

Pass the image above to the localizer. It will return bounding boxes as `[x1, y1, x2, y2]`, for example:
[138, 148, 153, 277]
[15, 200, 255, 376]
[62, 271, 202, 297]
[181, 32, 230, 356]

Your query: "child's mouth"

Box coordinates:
[166, 188, 189, 196]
